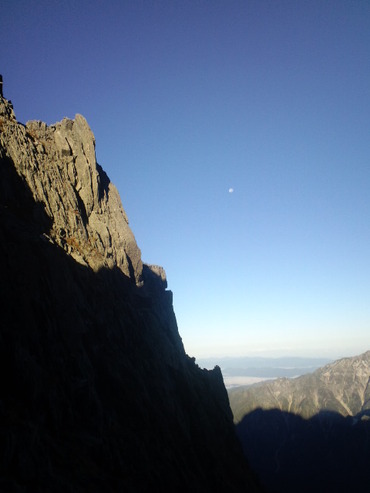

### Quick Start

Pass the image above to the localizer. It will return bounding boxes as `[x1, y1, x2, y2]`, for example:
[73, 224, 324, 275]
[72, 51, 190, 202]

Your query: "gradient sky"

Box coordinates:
[2, 0, 370, 359]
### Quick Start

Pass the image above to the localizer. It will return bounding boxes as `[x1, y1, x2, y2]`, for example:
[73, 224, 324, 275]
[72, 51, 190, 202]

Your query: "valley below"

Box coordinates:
[198, 355, 332, 389]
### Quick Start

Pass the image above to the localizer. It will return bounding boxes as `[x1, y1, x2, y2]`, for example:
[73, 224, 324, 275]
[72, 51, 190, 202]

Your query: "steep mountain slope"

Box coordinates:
[229, 350, 370, 423]
[0, 94, 261, 492]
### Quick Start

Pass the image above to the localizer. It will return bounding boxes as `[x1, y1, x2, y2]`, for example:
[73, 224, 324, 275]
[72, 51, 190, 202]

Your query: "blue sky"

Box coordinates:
[2, 0, 370, 359]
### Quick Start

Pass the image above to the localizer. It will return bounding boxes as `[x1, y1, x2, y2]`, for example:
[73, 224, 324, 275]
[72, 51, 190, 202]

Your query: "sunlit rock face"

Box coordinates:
[0, 94, 261, 492]
[1, 99, 143, 281]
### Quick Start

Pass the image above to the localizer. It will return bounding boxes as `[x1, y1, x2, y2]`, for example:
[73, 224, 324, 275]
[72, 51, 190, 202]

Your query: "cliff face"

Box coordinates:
[0, 96, 260, 492]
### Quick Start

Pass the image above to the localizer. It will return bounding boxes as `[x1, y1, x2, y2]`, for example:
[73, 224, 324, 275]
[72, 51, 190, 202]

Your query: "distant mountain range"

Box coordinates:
[229, 351, 370, 493]
[229, 350, 370, 422]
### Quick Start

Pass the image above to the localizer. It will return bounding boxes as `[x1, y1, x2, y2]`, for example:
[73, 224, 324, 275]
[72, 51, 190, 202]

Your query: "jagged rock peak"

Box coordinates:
[0, 95, 145, 284]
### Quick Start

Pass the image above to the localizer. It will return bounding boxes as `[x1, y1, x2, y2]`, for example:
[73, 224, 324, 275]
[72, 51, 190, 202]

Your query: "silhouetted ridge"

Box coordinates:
[236, 408, 370, 493]
[0, 93, 261, 492]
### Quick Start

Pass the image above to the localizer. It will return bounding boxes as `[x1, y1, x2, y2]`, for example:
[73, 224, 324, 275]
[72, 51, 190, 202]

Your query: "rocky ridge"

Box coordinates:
[0, 97, 143, 282]
[0, 94, 261, 492]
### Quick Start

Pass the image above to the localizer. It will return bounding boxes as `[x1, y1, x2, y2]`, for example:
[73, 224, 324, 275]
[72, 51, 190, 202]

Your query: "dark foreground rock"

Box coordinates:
[0, 95, 261, 492]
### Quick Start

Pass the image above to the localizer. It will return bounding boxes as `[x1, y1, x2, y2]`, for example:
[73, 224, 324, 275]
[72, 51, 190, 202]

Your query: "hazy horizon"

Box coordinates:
[193, 347, 367, 362]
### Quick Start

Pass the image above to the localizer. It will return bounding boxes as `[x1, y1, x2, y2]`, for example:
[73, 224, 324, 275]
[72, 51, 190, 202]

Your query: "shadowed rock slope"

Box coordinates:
[0, 95, 261, 492]
[236, 407, 370, 493]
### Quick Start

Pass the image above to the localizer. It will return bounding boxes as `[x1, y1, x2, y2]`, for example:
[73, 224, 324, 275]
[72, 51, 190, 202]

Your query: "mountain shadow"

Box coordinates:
[236, 407, 370, 493]
[0, 122, 261, 491]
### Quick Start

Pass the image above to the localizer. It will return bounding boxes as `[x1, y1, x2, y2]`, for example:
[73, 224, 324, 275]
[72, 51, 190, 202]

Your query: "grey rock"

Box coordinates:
[1, 99, 142, 282]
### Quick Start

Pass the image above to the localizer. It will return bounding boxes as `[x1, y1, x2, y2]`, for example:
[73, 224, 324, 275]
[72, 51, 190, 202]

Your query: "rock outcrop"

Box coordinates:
[1, 100, 142, 282]
[0, 94, 261, 492]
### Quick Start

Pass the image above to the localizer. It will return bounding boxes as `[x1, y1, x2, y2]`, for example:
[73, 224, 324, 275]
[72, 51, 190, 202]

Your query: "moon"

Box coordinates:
[228, 188, 234, 193]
